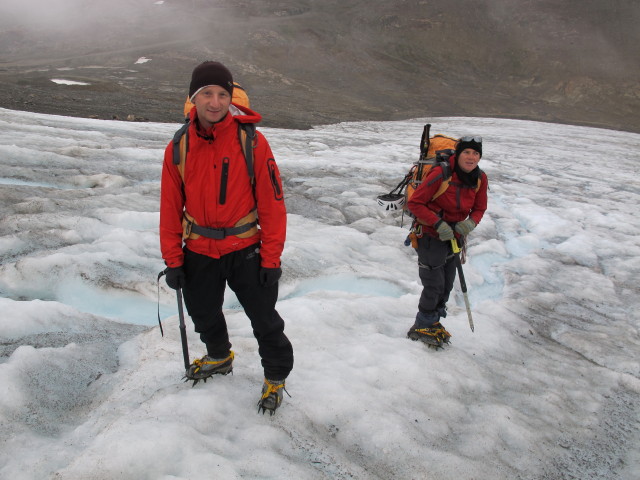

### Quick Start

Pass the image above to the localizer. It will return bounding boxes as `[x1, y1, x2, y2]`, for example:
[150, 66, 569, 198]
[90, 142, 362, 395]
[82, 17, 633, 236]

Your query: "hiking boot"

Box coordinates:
[408, 324, 443, 347]
[184, 351, 234, 386]
[407, 322, 451, 348]
[257, 378, 287, 416]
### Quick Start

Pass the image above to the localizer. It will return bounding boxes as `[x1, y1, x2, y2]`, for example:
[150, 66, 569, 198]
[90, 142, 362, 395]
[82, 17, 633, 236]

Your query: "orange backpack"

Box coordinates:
[377, 124, 458, 211]
[376, 124, 482, 215]
[404, 127, 459, 205]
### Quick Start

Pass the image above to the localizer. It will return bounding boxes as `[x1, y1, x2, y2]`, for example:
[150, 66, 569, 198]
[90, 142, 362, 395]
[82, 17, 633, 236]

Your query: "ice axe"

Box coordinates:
[451, 238, 475, 332]
[157, 269, 191, 371]
[176, 287, 191, 370]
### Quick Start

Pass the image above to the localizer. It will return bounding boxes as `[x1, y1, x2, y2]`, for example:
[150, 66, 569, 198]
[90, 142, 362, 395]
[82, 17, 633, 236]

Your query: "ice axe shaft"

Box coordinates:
[176, 288, 191, 370]
[451, 238, 475, 332]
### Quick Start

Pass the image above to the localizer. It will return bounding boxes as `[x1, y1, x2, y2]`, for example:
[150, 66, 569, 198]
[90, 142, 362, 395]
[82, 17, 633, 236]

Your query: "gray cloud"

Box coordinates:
[0, 0, 159, 32]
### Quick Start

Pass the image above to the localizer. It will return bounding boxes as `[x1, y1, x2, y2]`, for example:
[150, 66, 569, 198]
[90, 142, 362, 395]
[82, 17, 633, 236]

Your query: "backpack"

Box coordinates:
[377, 124, 478, 213]
[404, 125, 459, 206]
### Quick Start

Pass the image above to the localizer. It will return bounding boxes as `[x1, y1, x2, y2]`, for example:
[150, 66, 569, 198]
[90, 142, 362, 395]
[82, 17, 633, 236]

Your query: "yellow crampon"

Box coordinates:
[409, 322, 451, 348]
[258, 378, 288, 415]
[413, 328, 442, 339]
[184, 351, 234, 386]
[191, 351, 235, 375]
[434, 324, 452, 343]
[260, 379, 285, 399]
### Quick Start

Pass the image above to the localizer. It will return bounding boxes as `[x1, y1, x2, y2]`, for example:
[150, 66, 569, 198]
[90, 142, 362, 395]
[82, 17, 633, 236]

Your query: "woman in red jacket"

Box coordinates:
[160, 61, 292, 414]
[406, 137, 488, 348]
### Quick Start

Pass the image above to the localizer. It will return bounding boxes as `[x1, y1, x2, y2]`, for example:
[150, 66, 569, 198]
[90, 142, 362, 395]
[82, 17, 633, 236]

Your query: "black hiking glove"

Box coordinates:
[165, 266, 186, 290]
[454, 218, 477, 236]
[434, 220, 454, 241]
[260, 267, 282, 287]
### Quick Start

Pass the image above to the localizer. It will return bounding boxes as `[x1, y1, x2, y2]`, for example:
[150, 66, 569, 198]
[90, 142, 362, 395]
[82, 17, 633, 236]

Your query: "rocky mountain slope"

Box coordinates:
[0, 0, 638, 132]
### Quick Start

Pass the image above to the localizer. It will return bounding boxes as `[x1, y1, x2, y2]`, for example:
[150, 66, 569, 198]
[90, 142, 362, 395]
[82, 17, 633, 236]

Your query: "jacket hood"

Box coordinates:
[229, 103, 262, 124]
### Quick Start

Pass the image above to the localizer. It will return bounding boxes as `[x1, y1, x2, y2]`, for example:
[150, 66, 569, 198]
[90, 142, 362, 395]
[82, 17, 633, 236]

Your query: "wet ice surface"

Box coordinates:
[0, 108, 639, 479]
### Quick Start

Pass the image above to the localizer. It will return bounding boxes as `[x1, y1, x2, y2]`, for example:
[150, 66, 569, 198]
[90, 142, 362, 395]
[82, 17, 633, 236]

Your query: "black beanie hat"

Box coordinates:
[189, 61, 234, 100]
[456, 137, 482, 158]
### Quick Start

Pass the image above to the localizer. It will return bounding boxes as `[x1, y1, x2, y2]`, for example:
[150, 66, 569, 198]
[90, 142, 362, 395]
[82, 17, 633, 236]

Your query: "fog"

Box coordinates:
[0, 0, 638, 133]
[0, 0, 227, 51]
[0, 0, 143, 31]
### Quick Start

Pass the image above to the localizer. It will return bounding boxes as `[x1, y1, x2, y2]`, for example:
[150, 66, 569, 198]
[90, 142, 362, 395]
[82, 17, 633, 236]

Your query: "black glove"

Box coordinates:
[434, 220, 454, 241]
[260, 267, 282, 287]
[165, 266, 186, 290]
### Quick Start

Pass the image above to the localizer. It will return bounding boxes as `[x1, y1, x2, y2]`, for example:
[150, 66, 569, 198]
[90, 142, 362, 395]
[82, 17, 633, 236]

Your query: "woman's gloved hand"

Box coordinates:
[434, 220, 454, 241]
[454, 218, 477, 236]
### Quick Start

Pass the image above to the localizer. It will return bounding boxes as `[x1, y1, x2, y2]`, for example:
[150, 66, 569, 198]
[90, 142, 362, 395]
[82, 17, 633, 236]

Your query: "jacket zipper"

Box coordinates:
[219, 157, 229, 204]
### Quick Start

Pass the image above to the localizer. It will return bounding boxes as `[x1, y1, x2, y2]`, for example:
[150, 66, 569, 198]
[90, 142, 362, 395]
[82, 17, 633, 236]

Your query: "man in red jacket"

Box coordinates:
[406, 136, 488, 348]
[160, 61, 293, 414]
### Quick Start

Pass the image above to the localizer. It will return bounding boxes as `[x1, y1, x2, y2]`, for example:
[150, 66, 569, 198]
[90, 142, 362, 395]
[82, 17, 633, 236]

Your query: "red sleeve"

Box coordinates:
[252, 132, 287, 268]
[406, 166, 446, 226]
[159, 142, 186, 268]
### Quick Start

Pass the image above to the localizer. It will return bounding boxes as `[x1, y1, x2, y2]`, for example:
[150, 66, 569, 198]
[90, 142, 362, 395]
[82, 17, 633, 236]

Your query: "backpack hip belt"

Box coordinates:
[183, 209, 258, 240]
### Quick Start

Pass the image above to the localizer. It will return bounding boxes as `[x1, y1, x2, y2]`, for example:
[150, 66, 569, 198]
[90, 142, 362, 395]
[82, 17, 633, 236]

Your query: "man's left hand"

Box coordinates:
[260, 267, 282, 287]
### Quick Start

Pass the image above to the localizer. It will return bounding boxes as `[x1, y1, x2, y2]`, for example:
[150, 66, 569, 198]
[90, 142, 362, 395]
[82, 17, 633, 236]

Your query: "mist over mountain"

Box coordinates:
[1, 0, 638, 132]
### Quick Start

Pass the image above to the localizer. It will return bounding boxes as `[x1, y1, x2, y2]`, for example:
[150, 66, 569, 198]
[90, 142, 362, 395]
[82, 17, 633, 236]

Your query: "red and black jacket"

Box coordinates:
[407, 155, 488, 238]
[160, 105, 286, 268]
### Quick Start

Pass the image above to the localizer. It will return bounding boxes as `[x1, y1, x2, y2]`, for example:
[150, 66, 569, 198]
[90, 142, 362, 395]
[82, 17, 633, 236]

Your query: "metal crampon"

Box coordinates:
[257, 378, 288, 416]
[408, 322, 451, 350]
[183, 352, 234, 387]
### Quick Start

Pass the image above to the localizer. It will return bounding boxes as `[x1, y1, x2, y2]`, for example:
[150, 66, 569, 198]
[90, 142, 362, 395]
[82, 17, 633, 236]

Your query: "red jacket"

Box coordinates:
[407, 155, 488, 238]
[160, 104, 286, 268]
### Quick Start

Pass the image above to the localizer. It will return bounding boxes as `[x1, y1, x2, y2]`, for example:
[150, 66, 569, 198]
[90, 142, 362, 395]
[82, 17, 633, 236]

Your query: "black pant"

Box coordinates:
[182, 245, 293, 380]
[416, 235, 457, 318]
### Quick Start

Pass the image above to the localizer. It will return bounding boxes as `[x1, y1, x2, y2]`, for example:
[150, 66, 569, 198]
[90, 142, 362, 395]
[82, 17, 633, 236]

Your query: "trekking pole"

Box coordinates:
[176, 287, 191, 370]
[419, 123, 431, 161]
[451, 238, 475, 332]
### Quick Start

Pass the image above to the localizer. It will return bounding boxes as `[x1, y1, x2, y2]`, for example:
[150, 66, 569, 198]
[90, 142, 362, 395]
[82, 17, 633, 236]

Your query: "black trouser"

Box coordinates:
[415, 235, 457, 324]
[182, 244, 293, 380]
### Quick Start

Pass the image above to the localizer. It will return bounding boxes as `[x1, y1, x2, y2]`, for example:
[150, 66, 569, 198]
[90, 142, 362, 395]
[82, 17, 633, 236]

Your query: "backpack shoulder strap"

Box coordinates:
[431, 161, 452, 201]
[238, 122, 257, 186]
[172, 120, 190, 182]
[171, 120, 257, 192]
[432, 163, 483, 200]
